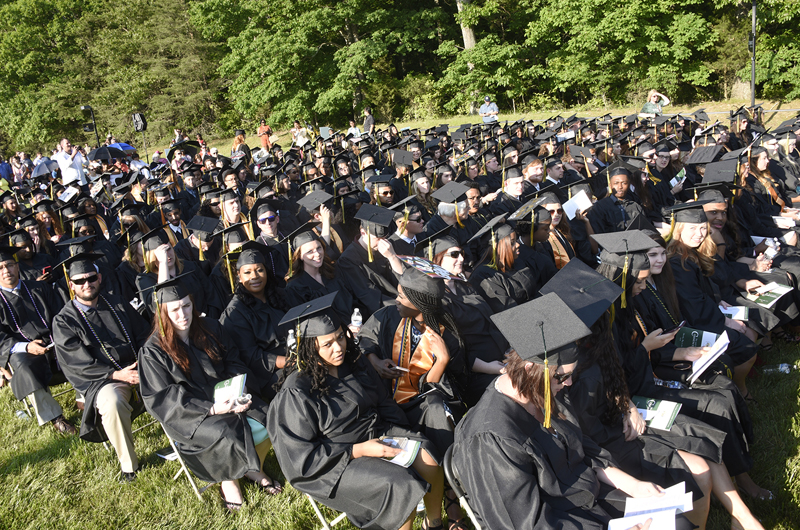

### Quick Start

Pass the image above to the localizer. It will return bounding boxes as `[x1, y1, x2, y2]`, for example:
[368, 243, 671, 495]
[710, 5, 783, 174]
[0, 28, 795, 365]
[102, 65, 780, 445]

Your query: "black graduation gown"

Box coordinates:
[267, 358, 435, 530]
[219, 295, 285, 400]
[0, 281, 64, 400]
[358, 305, 467, 454]
[669, 256, 757, 365]
[587, 195, 646, 234]
[18, 253, 54, 283]
[138, 318, 266, 483]
[387, 233, 415, 257]
[468, 263, 537, 313]
[634, 286, 755, 476]
[53, 295, 149, 442]
[488, 192, 522, 217]
[337, 240, 400, 318]
[443, 280, 508, 406]
[567, 360, 723, 501]
[115, 260, 141, 307]
[255, 232, 290, 288]
[173, 237, 220, 277]
[451, 387, 619, 530]
[284, 270, 355, 322]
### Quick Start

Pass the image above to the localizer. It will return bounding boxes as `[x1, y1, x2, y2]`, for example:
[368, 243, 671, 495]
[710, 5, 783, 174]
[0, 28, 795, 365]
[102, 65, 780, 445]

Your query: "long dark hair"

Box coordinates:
[504, 350, 560, 419]
[275, 329, 360, 396]
[234, 265, 290, 312]
[150, 297, 223, 376]
[576, 312, 631, 426]
[596, 261, 644, 349]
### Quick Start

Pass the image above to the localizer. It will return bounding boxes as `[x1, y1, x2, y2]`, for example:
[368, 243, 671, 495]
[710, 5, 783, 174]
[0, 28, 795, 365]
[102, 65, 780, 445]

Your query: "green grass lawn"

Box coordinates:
[1, 338, 799, 529]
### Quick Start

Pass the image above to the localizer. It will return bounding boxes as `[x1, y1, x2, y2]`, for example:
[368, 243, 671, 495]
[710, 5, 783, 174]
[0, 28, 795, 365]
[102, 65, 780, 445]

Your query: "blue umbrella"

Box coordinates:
[108, 142, 136, 152]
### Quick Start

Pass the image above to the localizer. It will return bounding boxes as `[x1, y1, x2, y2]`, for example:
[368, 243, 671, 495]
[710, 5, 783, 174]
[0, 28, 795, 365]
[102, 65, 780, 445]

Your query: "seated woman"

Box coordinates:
[139, 276, 282, 512]
[536, 191, 586, 270]
[467, 216, 537, 312]
[635, 231, 773, 501]
[267, 294, 445, 530]
[32, 199, 64, 243]
[220, 242, 289, 401]
[134, 227, 212, 319]
[429, 233, 508, 407]
[665, 202, 759, 396]
[452, 294, 683, 530]
[284, 227, 354, 321]
[554, 238, 765, 530]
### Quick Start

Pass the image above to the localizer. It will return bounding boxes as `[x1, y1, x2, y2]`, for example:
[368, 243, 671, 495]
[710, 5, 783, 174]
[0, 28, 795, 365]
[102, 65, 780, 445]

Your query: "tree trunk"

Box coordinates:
[456, 0, 476, 49]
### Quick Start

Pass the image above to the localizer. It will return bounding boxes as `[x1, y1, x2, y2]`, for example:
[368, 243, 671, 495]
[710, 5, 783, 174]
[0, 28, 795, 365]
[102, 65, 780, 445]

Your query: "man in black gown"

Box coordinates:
[53, 253, 150, 482]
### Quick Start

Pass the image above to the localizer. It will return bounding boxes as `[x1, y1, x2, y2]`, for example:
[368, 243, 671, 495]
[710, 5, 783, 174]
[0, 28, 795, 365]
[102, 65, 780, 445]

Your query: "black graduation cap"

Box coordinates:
[467, 212, 511, 244]
[692, 109, 710, 123]
[568, 144, 593, 163]
[32, 199, 56, 214]
[626, 214, 661, 240]
[0, 245, 18, 262]
[219, 188, 239, 203]
[414, 225, 453, 259]
[431, 181, 469, 204]
[388, 195, 421, 216]
[695, 184, 732, 203]
[280, 222, 320, 250]
[6, 229, 31, 245]
[592, 230, 655, 271]
[365, 173, 394, 186]
[278, 291, 342, 338]
[409, 166, 430, 182]
[153, 273, 194, 305]
[298, 176, 327, 194]
[140, 225, 171, 252]
[57, 252, 104, 279]
[509, 196, 551, 227]
[391, 149, 413, 167]
[296, 190, 333, 213]
[490, 292, 590, 365]
[234, 241, 272, 270]
[220, 222, 249, 246]
[355, 204, 396, 238]
[185, 216, 220, 242]
[15, 213, 38, 229]
[55, 235, 96, 253]
[539, 258, 623, 328]
[399, 260, 445, 298]
[160, 198, 182, 212]
[503, 164, 524, 181]
[684, 145, 723, 165]
[665, 200, 712, 224]
[0, 190, 14, 203]
[701, 159, 739, 184]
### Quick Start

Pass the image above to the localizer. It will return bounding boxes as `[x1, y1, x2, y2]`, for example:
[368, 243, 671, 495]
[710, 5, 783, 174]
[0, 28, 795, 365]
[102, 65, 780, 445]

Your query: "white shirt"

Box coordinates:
[130, 159, 147, 171]
[54, 150, 87, 186]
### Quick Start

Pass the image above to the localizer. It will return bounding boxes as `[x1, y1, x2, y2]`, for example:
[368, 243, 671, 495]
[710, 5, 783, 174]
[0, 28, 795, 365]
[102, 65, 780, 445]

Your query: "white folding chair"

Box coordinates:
[161, 423, 214, 501]
[306, 494, 348, 530]
[8, 366, 75, 417]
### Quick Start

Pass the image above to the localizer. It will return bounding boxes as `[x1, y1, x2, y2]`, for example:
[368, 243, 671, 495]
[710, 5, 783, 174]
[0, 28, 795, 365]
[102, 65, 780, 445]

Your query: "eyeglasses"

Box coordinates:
[407, 217, 423, 223]
[547, 208, 563, 215]
[258, 215, 277, 223]
[447, 250, 464, 259]
[72, 274, 99, 286]
[553, 371, 573, 384]
[657, 155, 671, 160]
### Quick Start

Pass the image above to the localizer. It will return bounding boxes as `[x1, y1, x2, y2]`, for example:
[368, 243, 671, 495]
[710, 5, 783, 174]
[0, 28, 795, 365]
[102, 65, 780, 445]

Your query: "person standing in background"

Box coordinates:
[257, 119, 273, 150]
[479, 96, 499, 124]
[362, 107, 375, 136]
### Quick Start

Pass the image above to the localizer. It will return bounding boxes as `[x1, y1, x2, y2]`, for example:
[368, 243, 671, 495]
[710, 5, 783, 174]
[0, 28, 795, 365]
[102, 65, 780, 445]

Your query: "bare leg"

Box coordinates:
[704, 462, 764, 530]
[445, 488, 464, 525]
[410, 448, 444, 528]
[398, 511, 415, 530]
[677, 451, 711, 530]
[736, 472, 773, 500]
[733, 355, 757, 395]
[244, 439, 280, 491]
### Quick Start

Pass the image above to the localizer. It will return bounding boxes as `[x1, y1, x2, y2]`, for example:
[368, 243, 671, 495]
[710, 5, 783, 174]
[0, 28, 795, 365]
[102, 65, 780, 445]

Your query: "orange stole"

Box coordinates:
[548, 230, 572, 269]
[391, 318, 440, 404]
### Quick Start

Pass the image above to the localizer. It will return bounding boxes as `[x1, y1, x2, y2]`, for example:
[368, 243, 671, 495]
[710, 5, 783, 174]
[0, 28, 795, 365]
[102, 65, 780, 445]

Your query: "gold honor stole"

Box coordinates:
[391, 318, 441, 404]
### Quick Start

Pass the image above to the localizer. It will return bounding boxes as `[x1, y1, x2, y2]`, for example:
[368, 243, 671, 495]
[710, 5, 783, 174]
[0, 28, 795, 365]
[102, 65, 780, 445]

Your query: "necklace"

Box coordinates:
[74, 296, 134, 371]
[645, 284, 678, 325]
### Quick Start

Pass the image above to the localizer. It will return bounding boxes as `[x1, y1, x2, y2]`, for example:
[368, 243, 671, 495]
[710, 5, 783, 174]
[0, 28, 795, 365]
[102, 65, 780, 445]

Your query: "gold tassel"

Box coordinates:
[197, 240, 205, 262]
[539, 323, 552, 429]
[156, 299, 166, 337]
[165, 226, 178, 247]
[288, 239, 294, 274]
[620, 255, 630, 309]
[664, 212, 676, 242]
[427, 241, 433, 262]
[454, 201, 463, 228]
[489, 230, 498, 270]
[64, 264, 74, 300]
[226, 255, 234, 293]
[160, 207, 166, 226]
[341, 197, 346, 223]
[403, 206, 410, 228]
[366, 230, 374, 263]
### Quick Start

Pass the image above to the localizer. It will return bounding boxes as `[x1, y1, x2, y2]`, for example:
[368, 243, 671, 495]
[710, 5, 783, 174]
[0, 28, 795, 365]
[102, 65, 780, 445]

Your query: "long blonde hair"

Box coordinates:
[232, 134, 246, 150]
[666, 221, 716, 276]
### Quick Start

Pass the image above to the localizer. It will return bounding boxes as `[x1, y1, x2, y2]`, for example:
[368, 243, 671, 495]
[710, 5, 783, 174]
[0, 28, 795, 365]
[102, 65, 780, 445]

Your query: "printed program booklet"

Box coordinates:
[674, 327, 718, 348]
[632, 396, 682, 431]
[213, 374, 247, 404]
[745, 282, 792, 309]
[379, 437, 421, 468]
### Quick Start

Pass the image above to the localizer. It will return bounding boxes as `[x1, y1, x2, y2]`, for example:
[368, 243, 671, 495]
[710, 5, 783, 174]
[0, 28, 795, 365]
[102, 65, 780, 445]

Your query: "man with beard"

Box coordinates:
[53, 253, 150, 482]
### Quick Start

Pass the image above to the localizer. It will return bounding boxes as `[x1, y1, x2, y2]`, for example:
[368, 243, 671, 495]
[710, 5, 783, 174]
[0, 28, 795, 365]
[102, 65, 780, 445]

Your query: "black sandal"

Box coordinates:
[254, 478, 282, 496]
[742, 391, 758, 405]
[219, 488, 242, 512]
[443, 494, 467, 530]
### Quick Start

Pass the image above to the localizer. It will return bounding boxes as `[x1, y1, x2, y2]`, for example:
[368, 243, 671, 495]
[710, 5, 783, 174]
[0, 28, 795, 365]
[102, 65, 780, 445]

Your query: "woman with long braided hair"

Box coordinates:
[269, 294, 445, 530]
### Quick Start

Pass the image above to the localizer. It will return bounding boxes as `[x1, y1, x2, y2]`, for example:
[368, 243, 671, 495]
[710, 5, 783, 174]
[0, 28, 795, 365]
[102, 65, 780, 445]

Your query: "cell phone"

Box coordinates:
[664, 320, 686, 334]
[44, 343, 55, 351]
[42, 266, 52, 275]
[393, 366, 410, 373]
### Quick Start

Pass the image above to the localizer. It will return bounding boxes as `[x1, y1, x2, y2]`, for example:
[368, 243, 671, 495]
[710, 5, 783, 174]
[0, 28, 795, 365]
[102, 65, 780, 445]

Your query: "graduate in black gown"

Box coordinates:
[267, 293, 445, 530]
[588, 166, 647, 233]
[337, 204, 405, 317]
[0, 245, 74, 433]
[284, 227, 354, 322]
[452, 294, 686, 530]
[219, 242, 289, 401]
[53, 253, 150, 481]
[665, 203, 758, 396]
[139, 275, 282, 511]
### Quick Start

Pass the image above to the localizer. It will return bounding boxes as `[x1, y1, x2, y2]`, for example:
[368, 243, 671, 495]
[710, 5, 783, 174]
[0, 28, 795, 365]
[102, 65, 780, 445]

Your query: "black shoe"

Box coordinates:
[51, 415, 77, 435]
[120, 470, 138, 483]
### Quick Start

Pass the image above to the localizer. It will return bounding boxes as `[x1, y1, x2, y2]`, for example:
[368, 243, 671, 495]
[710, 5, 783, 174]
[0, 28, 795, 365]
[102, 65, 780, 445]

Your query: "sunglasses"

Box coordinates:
[547, 208, 563, 215]
[554, 371, 573, 384]
[447, 250, 464, 259]
[258, 215, 277, 223]
[407, 217, 423, 223]
[379, 191, 394, 196]
[72, 274, 99, 286]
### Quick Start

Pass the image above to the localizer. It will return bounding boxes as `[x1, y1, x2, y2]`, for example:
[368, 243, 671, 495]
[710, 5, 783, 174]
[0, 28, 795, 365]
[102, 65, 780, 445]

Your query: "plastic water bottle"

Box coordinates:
[287, 329, 296, 351]
[762, 363, 794, 374]
[350, 308, 363, 329]
[15, 410, 30, 421]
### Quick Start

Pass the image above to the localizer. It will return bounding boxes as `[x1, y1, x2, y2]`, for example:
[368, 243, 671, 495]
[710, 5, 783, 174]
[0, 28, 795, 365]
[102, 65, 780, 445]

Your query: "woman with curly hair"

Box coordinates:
[268, 294, 445, 530]
[139, 276, 282, 512]
[220, 243, 290, 401]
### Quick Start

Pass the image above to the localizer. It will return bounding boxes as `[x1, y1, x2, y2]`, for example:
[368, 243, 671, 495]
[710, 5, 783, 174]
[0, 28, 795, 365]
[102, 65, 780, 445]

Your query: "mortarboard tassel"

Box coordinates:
[63, 264, 74, 300]
[620, 254, 630, 309]
[226, 254, 235, 293]
[160, 206, 166, 226]
[288, 239, 293, 275]
[165, 226, 178, 247]
[539, 323, 552, 429]
[197, 240, 205, 262]
[489, 229, 498, 270]
[427, 240, 433, 262]
[340, 197, 346, 223]
[454, 201, 463, 228]
[366, 230, 374, 263]
[156, 299, 166, 337]
[664, 212, 676, 242]
[403, 206, 410, 228]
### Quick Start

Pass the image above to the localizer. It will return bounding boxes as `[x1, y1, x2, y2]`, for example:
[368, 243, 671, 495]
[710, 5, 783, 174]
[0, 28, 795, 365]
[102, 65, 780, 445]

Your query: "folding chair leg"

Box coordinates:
[161, 424, 212, 501]
[306, 494, 347, 530]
